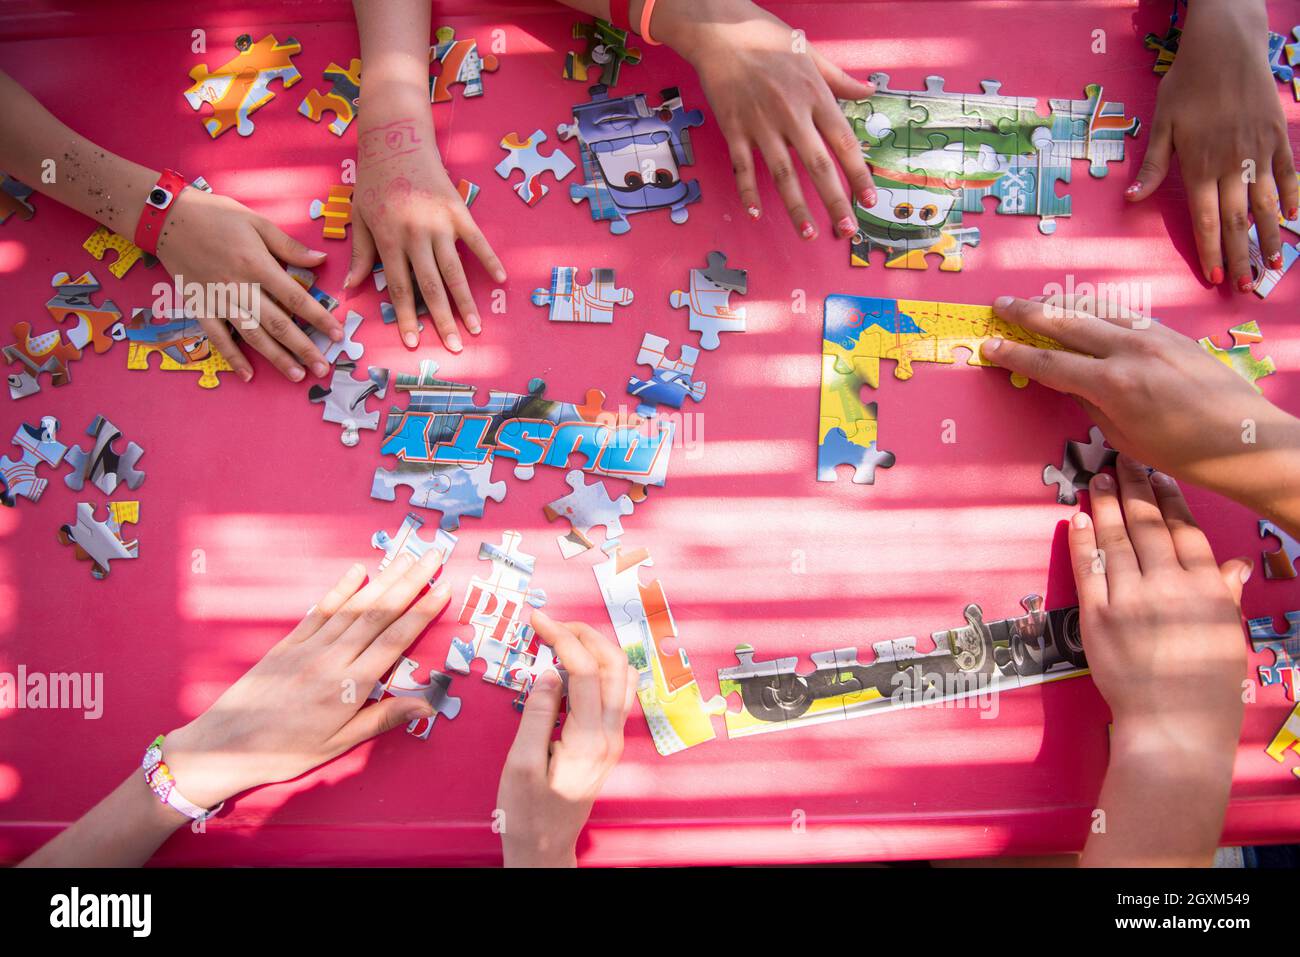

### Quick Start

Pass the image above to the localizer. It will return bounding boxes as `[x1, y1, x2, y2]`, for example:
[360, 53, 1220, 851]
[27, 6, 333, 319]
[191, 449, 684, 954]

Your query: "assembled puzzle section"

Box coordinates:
[1250, 611, 1300, 702]
[63, 415, 145, 495]
[308, 358, 389, 447]
[669, 251, 746, 351]
[495, 130, 575, 206]
[1, 417, 66, 507]
[563, 18, 642, 87]
[531, 266, 632, 323]
[125, 308, 233, 389]
[626, 333, 705, 417]
[298, 58, 362, 135]
[559, 85, 704, 234]
[445, 531, 555, 708]
[58, 501, 139, 580]
[370, 655, 461, 739]
[594, 546, 723, 755]
[1260, 519, 1300, 580]
[429, 26, 498, 102]
[184, 35, 302, 138]
[544, 469, 645, 558]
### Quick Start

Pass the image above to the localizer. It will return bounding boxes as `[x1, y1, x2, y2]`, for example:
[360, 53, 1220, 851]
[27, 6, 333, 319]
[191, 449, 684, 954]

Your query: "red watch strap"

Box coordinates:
[134, 168, 187, 255]
[608, 0, 631, 31]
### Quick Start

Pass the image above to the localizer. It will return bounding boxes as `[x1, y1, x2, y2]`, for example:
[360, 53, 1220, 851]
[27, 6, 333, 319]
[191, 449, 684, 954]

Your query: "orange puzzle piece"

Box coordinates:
[183, 35, 302, 138]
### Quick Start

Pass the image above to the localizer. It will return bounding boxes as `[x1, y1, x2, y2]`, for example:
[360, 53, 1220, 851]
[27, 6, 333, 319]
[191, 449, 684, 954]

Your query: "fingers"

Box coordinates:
[1218, 175, 1253, 293]
[253, 219, 328, 271]
[505, 669, 564, 778]
[261, 261, 340, 343]
[727, 135, 763, 220]
[758, 136, 816, 240]
[330, 693, 434, 754]
[408, 243, 460, 353]
[990, 296, 1126, 355]
[378, 246, 421, 348]
[285, 563, 368, 643]
[309, 550, 424, 646]
[1187, 179, 1224, 285]
[231, 303, 305, 382]
[1147, 471, 1217, 572]
[1250, 168, 1284, 277]
[979, 338, 1105, 402]
[1114, 454, 1177, 571]
[531, 610, 601, 731]
[1088, 472, 1140, 587]
[196, 313, 252, 383]
[815, 101, 876, 211]
[434, 235, 481, 337]
[1274, 146, 1299, 220]
[793, 121, 856, 239]
[1216, 558, 1253, 610]
[562, 620, 632, 739]
[345, 216, 377, 291]
[333, 549, 446, 662]
[457, 215, 507, 285]
[811, 47, 874, 101]
[350, 578, 453, 683]
[1125, 114, 1172, 202]
[1027, 292, 1150, 329]
[1067, 512, 1109, 611]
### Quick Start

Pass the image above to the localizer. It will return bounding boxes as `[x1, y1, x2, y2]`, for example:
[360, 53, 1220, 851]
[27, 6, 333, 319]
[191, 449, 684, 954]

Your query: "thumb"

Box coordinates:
[334, 697, 433, 751]
[1126, 116, 1172, 202]
[253, 218, 328, 267]
[1217, 557, 1253, 608]
[812, 48, 874, 101]
[344, 216, 376, 293]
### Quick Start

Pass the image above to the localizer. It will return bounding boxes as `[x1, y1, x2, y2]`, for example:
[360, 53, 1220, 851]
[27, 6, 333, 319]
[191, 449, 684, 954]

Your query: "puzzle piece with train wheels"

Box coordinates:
[627, 333, 705, 416]
[1041, 425, 1116, 505]
[184, 34, 302, 138]
[124, 308, 233, 389]
[58, 500, 139, 579]
[559, 85, 704, 234]
[594, 546, 725, 755]
[1, 417, 67, 507]
[544, 469, 646, 558]
[308, 358, 389, 447]
[1198, 319, 1276, 389]
[4, 322, 82, 399]
[369, 655, 461, 739]
[429, 26, 499, 102]
[531, 266, 632, 323]
[1250, 611, 1300, 701]
[446, 531, 556, 708]
[1266, 701, 1300, 779]
[309, 184, 353, 240]
[83, 226, 157, 279]
[669, 250, 746, 350]
[563, 18, 641, 87]
[298, 58, 362, 135]
[372, 512, 457, 574]
[46, 271, 124, 353]
[495, 129, 575, 205]
[371, 460, 507, 530]
[1260, 519, 1300, 580]
[0, 174, 34, 224]
[63, 415, 145, 495]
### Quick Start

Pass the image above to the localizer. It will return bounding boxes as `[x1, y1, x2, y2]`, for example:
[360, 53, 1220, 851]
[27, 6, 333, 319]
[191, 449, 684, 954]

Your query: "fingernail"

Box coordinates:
[1209, 266, 1224, 285]
[238, 368, 253, 383]
[403, 705, 433, 722]
[446, 332, 463, 352]
[494, 268, 507, 282]
[837, 215, 856, 237]
[287, 366, 305, 382]
[1092, 473, 1113, 490]
[308, 249, 327, 258]
[312, 361, 329, 378]
[464, 314, 481, 334]
[418, 548, 441, 568]
[432, 581, 452, 601]
[329, 327, 343, 342]
[1288, 207, 1298, 221]
[342, 275, 352, 289]
[992, 295, 1014, 309]
[800, 221, 817, 240]
[1236, 274, 1254, 293]
[746, 205, 761, 220]
[1150, 471, 1173, 486]
[535, 670, 560, 691]
[1071, 512, 1091, 529]
[858, 187, 876, 205]
[1124, 181, 1142, 196]
[982, 337, 1004, 354]
[1267, 251, 1283, 270]
[403, 332, 418, 348]
[1240, 560, 1254, 584]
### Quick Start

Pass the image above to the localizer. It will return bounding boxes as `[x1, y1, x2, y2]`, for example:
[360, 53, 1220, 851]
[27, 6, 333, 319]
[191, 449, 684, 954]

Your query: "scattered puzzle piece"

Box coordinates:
[531, 266, 632, 323]
[46, 271, 124, 353]
[298, 58, 362, 135]
[308, 358, 389, 446]
[1, 417, 66, 507]
[58, 501, 139, 579]
[627, 332, 705, 416]
[429, 26, 499, 102]
[669, 250, 747, 351]
[183, 34, 303, 138]
[1197, 319, 1276, 389]
[456, 178, 480, 207]
[4, 322, 82, 399]
[369, 655, 461, 739]
[125, 308, 233, 389]
[309, 184, 353, 240]
[1250, 611, 1300, 701]
[563, 18, 641, 87]
[0, 174, 34, 224]
[1260, 519, 1300, 580]
[1265, 701, 1300, 779]
[310, 308, 362, 366]
[372, 511, 457, 572]
[544, 469, 644, 558]
[63, 415, 146, 495]
[83, 226, 157, 279]
[494, 129, 575, 205]
[1042, 425, 1115, 506]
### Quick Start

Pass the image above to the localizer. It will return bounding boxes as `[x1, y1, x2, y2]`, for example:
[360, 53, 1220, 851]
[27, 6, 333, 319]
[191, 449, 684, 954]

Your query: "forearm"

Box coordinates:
[1204, 404, 1300, 541]
[1181, 0, 1268, 39]
[20, 771, 188, 868]
[0, 69, 156, 235]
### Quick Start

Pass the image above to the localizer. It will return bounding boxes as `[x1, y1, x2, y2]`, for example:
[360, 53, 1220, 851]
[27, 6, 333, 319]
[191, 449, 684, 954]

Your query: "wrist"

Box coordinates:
[643, 0, 731, 60]
[502, 836, 578, 868]
[1110, 715, 1241, 779]
[157, 722, 242, 811]
[1182, 0, 1267, 44]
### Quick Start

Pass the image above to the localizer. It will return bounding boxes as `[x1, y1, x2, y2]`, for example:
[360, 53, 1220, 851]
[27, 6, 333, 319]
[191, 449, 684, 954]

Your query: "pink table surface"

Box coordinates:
[0, 0, 1297, 866]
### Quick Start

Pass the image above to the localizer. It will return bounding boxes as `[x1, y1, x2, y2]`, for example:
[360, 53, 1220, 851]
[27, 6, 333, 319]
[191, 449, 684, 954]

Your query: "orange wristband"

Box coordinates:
[639, 0, 662, 45]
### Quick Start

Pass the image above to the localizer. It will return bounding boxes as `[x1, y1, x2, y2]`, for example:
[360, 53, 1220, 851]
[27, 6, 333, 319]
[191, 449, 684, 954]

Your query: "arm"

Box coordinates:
[555, 0, 877, 240]
[22, 548, 450, 867]
[982, 296, 1300, 540]
[1129, 0, 1297, 288]
[1069, 461, 1248, 866]
[0, 69, 340, 383]
[346, 0, 505, 352]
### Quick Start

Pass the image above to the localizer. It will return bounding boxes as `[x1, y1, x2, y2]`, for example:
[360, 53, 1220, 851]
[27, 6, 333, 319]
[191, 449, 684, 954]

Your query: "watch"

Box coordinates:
[133, 168, 188, 255]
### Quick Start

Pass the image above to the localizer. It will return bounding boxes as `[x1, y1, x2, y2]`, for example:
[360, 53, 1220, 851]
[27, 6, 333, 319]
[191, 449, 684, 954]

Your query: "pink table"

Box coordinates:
[0, 0, 1297, 865]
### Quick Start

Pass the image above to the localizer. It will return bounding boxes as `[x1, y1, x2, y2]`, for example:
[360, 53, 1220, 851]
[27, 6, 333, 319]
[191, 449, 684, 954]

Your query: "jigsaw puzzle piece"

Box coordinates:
[564, 18, 642, 86]
[45, 271, 123, 354]
[1248, 215, 1300, 298]
[63, 415, 145, 494]
[544, 469, 641, 558]
[83, 226, 157, 279]
[370, 460, 506, 530]
[669, 250, 746, 350]
[1197, 319, 1276, 389]
[309, 358, 389, 446]
[308, 184, 353, 240]
[626, 332, 705, 416]
[298, 58, 362, 135]
[1266, 701, 1300, 779]
[58, 500, 139, 579]
[125, 308, 233, 389]
[429, 26, 499, 102]
[1045, 84, 1140, 178]
[1249, 611, 1300, 701]
[372, 511, 457, 573]
[306, 308, 362, 365]
[531, 266, 632, 323]
[495, 129, 575, 205]
[4, 322, 82, 398]
[183, 34, 303, 138]
[1042, 425, 1116, 505]
[0, 173, 35, 224]
[369, 655, 461, 738]
[1260, 519, 1300, 580]
[1, 417, 67, 506]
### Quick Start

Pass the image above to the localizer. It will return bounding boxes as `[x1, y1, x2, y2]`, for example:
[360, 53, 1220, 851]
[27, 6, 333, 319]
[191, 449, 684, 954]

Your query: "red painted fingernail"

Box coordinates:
[1288, 207, 1298, 220]
[1236, 274, 1254, 293]
[858, 188, 875, 205]
[1267, 251, 1284, 270]
[837, 215, 856, 237]
[1209, 266, 1223, 285]
[746, 205, 761, 220]
[800, 221, 817, 240]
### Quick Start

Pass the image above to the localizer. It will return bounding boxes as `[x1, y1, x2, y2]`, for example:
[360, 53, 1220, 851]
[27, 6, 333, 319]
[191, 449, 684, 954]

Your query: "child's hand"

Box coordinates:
[344, 103, 506, 352]
[496, 611, 636, 867]
[157, 188, 343, 383]
[1126, 0, 1297, 289]
[653, 0, 877, 240]
[159, 550, 451, 810]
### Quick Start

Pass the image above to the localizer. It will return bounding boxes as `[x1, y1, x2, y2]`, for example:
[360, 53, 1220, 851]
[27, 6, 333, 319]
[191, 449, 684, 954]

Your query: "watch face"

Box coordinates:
[148, 187, 173, 208]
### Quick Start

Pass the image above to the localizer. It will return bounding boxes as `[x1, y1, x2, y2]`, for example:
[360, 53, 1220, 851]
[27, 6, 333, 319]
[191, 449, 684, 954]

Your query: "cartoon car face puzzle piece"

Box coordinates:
[669, 251, 746, 351]
[564, 18, 642, 87]
[1198, 320, 1277, 389]
[1250, 611, 1300, 701]
[125, 308, 233, 389]
[58, 500, 139, 579]
[495, 129, 576, 205]
[298, 58, 362, 135]
[1266, 701, 1300, 779]
[544, 469, 644, 558]
[559, 85, 704, 234]
[627, 333, 705, 417]
[369, 655, 461, 739]
[4, 322, 82, 399]
[1042, 425, 1116, 505]
[63, 415, 146, 495]
[371, 461, 507, 531]
[372, 512, 457, 573]
[531, 266, 632, 323]
[46, 271, 124, 353]
[1, 417, 67, 507]
[83, 226, 157, 279]
[1260, 519, 1300, 580]
[429, 26, 499, 102]
[0, 173, 35, 224]
[184, 34, 302, 138]
[309, 359, 389, 446]
[308, 184, 353, 240]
